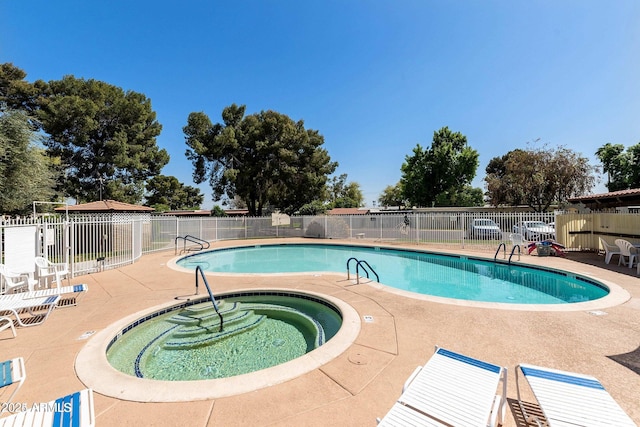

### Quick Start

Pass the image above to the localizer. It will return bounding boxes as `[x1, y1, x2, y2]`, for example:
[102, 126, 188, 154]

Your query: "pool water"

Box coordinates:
[178, 244, 609, 304]
[106, 293, 342, 380]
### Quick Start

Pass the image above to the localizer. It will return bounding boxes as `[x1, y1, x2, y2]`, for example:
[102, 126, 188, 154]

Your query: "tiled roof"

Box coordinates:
[568, 188, 640, 201]
[327, 208, 370, 215]
[55, 200, 154, 213]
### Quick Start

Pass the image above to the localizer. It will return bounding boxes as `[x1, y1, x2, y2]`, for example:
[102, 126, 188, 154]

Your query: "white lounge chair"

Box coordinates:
[516, 363, 636, 427]
[0, 316, 16, 338]
[0, 295, 59, 328]
[615, 239, 637, 268]
[377, 346, 507, 427]
[0, 284, 88, 308]
[0, 265, 37, 294]
[0, 357, 26, 410]
[0, 388, 95, 427]
[34, 257, 70, 289]
[599, 237, 621, 265]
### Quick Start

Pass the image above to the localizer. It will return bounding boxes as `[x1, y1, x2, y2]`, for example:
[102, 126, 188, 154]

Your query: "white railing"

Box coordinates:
[0, 210, 589, 280]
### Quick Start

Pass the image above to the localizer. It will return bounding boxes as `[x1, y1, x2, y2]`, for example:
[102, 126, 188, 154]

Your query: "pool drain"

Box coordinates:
[348, 352, 369, 365]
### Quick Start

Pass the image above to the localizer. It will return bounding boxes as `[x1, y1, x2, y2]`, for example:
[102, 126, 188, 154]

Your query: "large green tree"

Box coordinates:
[36, 76, 169, 204]
[400, 127, 480, 207]
[378, 183, 406, 208]
[326, 173, 364, 208]
[0, 110, 57, 215]
[184, 104, 337, 216]
[145, 175, 204, 211]
[0, 63, 41, 116]
[485, 145, 596, 212]
[595, 142, 640, 191]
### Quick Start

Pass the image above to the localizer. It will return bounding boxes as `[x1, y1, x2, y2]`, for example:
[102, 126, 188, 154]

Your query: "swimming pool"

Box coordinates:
[176, 243, 609, 304]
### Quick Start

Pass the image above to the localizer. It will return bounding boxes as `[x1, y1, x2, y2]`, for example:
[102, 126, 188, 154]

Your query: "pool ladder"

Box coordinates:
[346, 257, 379, 284]
[494, 243, 521, 264]
[195, 265, 224, 332]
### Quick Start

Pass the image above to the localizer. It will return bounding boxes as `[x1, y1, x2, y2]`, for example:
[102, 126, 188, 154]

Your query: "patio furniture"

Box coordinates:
[34, 257, 70, 289]
[516, 363, 636, 427]
[599, 237, 621, 264]
[0, 265, 37, 295]
[0, 284, 88, 308]
[0, 316, 16, 338]
[0, 388, 95, 427]
[0, 357, 26, 410]
[377, 346, 507, 427]
[615, 239, 637, 268]
[0, 295, 60, 328]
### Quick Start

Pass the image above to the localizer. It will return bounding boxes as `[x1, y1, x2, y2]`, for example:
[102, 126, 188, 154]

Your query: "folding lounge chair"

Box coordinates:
[0, 284, 88, 308]
[0, 316, 16, 338]
[0, 295, 59, 328]
[516, 363, 637, 427]
[0, 388, 95, 427]
[377, 346, 507, 427]
[0, 357, 26, 410]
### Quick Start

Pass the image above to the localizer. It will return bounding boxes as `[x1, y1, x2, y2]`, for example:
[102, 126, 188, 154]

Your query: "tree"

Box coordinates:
[378, 183, 406, 208]
[326, 174, 364, 208]
[0, 110, 57, 215]
[37, 76, 169, 204]
[400, 127, 480, 207]
[184, 104, 337, 216]
[435, 185, 484, 207]
[595, 143, 640, 191]
[485, 145, 596, 212]
[210, 205, 227, 217]
[145, 175, 204, 211]
[0, 63, 41, 116]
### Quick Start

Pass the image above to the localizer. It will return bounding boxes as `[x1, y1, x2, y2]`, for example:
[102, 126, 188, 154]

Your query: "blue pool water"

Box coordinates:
[177, 244, 609, 304]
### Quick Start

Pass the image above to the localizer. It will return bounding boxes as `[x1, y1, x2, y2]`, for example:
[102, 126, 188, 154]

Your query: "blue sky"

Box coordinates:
[2, 1, 639, 208]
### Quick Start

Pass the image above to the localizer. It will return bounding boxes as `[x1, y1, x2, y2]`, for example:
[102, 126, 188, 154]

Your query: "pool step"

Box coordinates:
[167, 300, 238, 326]
[171, 309, 259, 338]
[163, 313, 266, 350]
[161, 301, 326, 350]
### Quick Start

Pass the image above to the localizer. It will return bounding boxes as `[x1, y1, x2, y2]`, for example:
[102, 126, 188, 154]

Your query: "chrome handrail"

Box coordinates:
[195, 265, 223, 332]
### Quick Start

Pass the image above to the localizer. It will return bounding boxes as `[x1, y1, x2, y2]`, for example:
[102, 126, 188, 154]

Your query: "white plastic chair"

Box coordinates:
[614, 239, 637, 268]
[509, 233, 528, 253]
[599, 237, 621, 264]
[35, 256, 70, 289]
[0, 264, 37, 294]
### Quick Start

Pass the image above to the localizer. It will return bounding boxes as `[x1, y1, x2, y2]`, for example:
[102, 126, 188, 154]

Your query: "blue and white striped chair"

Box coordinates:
[516, 363, 636, 427]
[0, 285, 88, 308]
[0, 357, 26, 412]
[0, 389, 95, 427]
[377, 346, 507, 426]
[0, 295, 59, 328]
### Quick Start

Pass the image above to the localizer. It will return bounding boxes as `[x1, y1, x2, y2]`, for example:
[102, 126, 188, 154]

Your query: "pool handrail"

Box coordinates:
[346, 257, 380, 284]
[195, 265, 224, 332]
[494, 242, 506, 261]
[175, 235, 211, 255]
[508, 245, 521, 264]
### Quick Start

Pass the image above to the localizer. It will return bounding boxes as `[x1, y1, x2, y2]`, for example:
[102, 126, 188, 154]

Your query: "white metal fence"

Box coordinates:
[1, 211, 563, 279]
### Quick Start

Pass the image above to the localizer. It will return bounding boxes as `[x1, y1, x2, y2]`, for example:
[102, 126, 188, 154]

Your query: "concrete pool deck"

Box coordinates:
[1, 238, 639, 426]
